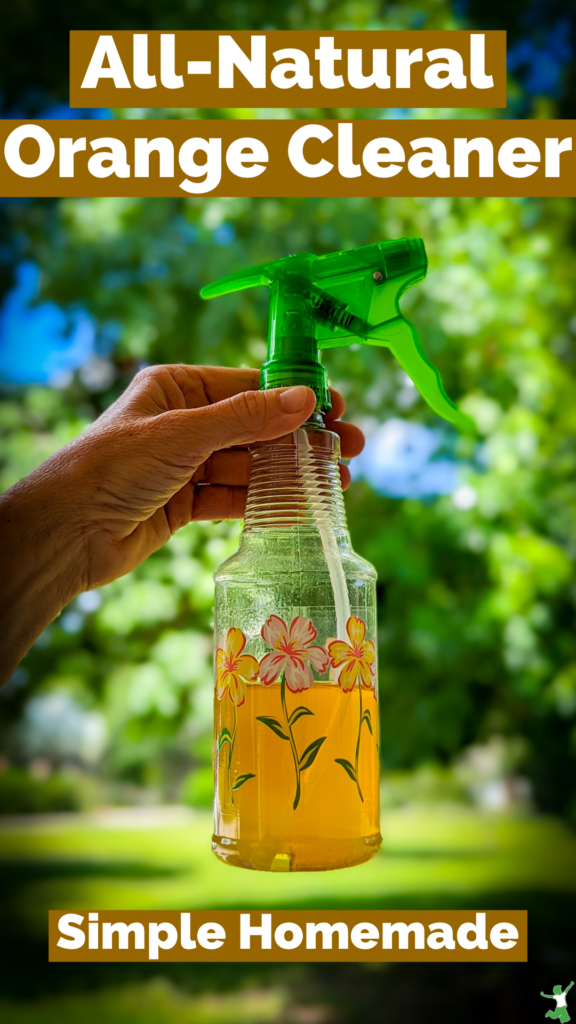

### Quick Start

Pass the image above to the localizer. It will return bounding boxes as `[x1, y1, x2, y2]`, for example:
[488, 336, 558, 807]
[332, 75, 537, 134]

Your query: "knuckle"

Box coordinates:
[133, 365, 158, 384]
[233, 389, 263, 424]
[134, 364, 175, 388]
[128, 365, 163, 396]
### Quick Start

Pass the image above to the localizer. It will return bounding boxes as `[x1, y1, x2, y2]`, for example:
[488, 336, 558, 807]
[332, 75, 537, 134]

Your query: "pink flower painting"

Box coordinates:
[259, 615, 329, 693]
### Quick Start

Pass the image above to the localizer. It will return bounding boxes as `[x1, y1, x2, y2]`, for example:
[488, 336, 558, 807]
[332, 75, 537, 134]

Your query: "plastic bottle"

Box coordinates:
[201, 238, 472, 872]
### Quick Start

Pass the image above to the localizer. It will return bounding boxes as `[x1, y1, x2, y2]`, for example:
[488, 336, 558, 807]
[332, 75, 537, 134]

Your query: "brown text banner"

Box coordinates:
[1, 119, 573, 198]
[49, 910, 527, 962]
[69, 30, 507, 109]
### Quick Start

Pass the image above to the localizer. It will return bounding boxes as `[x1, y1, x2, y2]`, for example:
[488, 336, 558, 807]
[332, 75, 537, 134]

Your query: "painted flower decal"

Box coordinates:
[215, 627, 258, 803]
[328, 616, 375, 692]
[259, 615, 329, 693]
[328, 617, 376, 803]
[257, 614, 329, 809]
[216, 627, 259, 707]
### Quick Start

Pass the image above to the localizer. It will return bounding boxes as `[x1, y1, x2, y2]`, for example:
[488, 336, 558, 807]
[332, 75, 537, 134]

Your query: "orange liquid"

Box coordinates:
[213, 682, 381, 872]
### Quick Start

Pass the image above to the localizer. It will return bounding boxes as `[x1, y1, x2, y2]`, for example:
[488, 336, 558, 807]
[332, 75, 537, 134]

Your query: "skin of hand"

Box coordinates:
[0, 364, 364, 682]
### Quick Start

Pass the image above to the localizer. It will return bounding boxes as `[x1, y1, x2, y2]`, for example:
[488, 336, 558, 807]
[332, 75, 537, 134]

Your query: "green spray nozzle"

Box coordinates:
[201, 238, 473, 433]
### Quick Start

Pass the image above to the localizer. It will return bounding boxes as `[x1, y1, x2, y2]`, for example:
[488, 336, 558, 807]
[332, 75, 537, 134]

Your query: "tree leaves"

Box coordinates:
[299, 736, 326, 771]
[9, 155, 576, 819]
[256, 716, 289, 741]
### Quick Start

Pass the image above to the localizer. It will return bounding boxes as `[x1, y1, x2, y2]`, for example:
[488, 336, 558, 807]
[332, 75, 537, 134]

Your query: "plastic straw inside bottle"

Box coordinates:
[295, 427, 351, 640]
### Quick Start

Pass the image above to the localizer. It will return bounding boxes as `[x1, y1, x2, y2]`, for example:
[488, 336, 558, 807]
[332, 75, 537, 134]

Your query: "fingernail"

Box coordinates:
[279, 386, 310, 414]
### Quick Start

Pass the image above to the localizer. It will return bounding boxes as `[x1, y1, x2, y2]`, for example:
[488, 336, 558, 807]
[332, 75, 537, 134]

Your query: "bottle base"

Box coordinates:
[211, 832, 382, 872]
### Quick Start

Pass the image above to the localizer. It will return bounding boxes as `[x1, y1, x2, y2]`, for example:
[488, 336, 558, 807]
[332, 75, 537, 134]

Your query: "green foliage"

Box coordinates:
[380, 765, 469, 809]
[3, 192, 576, 814]
[0, 980, 285, 1024]
[0, 768, 89, 814]
[1, 0, 576, 817]
[180, 765, 214, 808]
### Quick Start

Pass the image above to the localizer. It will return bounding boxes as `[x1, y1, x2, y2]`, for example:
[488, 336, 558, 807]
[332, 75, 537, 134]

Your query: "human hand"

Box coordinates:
[38, 365, 364, 590]
[0, 364, 364, 681]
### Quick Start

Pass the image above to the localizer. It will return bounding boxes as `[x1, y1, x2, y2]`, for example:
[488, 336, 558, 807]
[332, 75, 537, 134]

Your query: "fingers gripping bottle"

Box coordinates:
[201, 239, 472, 873]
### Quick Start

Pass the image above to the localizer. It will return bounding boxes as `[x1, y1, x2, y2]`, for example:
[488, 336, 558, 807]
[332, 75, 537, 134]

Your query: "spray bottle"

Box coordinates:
[201, 238, 472, 872]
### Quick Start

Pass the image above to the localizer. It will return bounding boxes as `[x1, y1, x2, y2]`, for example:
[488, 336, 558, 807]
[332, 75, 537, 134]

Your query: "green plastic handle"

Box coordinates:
[200, 239, 474, 432]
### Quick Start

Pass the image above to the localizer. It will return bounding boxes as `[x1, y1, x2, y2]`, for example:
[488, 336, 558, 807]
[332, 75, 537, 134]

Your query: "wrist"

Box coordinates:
[6, 453, 88, 589]
[0, 455, 88, 681]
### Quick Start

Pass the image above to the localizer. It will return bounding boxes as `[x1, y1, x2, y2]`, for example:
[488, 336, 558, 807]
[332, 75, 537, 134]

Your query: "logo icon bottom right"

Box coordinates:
[541, 982, 574, 1022]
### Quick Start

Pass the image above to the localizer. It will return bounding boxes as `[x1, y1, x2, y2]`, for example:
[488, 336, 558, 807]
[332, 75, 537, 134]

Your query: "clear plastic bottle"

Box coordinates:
[212, 417, 381, 872]
[203, 236, 471, 872]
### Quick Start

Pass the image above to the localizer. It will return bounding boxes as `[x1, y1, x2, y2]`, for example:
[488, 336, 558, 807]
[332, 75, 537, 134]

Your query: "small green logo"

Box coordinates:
[541, 982, 574, 1022]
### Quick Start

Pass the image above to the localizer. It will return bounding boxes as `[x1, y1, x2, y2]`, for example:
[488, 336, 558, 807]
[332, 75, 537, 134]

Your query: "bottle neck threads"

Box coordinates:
[243, 424, 349, 539]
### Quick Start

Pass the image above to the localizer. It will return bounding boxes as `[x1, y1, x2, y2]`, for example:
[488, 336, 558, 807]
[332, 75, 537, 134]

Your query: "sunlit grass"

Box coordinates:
[1, 806, 575, 1022]
[1, 806, 575, 932]
[0, 979, 286, 1024]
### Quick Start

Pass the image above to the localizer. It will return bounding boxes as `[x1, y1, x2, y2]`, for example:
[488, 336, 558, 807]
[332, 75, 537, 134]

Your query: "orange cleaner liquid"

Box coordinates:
[213, 681, 381, 872]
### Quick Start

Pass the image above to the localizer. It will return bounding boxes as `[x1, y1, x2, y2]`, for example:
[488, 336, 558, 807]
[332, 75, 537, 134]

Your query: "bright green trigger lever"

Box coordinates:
[200, 238, 474, 434]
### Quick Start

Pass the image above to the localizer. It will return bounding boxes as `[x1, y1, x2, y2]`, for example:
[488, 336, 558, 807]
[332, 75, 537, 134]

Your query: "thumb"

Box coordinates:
[180, 385, 318, 458]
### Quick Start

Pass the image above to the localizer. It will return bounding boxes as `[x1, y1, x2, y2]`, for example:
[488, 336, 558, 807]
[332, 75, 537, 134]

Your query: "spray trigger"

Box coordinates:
[201, 238, 474, 434]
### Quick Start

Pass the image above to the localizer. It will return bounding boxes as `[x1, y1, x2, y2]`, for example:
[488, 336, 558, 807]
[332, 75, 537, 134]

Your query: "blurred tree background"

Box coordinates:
[4, 190, 576, 821]
[1, 0, 575, 820]
[0, 0, 576, 1019]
